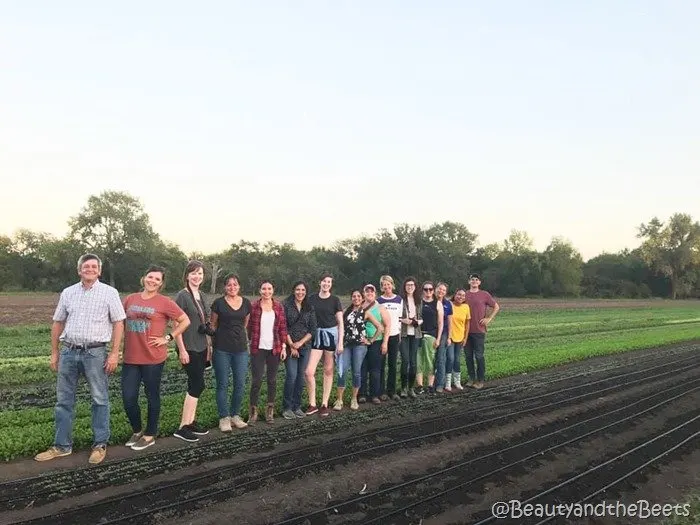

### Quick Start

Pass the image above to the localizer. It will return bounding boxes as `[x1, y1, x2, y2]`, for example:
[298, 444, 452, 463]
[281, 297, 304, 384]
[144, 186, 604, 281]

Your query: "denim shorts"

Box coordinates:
[314, 326, 338, 352]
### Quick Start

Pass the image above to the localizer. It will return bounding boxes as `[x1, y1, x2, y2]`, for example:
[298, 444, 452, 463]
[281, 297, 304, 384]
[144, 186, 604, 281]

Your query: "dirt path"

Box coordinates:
[1, 342, 698, 525]
[2, 294, 696, 326]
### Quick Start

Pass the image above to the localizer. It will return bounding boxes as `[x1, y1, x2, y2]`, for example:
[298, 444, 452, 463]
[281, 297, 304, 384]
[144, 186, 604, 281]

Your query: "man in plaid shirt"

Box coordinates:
[35, 253, 126, 465]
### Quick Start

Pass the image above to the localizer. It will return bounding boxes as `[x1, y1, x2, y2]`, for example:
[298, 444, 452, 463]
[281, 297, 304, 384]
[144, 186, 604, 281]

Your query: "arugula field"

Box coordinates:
[0, 299, 698, 462]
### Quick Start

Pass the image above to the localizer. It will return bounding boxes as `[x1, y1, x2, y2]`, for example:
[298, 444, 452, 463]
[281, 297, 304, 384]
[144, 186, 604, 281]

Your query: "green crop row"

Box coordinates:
[1, 318, 699, 461]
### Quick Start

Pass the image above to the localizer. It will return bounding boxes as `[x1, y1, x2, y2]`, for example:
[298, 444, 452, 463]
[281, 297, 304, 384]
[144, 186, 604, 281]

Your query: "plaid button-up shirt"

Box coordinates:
[248, 298, 288, 355]
[53, 280, 126, 345]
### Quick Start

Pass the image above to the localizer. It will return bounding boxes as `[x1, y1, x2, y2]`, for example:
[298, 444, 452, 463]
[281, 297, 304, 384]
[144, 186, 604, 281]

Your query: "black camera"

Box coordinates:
[411, 318, 419, 327]
[198, 322, 216, 336]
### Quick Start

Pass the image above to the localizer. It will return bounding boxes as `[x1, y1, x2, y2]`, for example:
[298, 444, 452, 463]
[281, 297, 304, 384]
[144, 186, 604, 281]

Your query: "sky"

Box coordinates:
[1, 1, 698, 261]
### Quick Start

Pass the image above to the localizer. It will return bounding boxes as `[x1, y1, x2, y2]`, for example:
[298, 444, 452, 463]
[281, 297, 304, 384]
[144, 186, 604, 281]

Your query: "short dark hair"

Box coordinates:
[319, 272, 333, 282]
[469, 273, 481, 280]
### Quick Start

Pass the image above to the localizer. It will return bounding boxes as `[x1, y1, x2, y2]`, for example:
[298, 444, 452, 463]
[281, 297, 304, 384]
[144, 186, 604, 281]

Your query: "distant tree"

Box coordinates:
[541, 237, 583, 297]
[503, 229, 535, 256]
[68, 191, 160, 287]
[637, 213, 700, 299]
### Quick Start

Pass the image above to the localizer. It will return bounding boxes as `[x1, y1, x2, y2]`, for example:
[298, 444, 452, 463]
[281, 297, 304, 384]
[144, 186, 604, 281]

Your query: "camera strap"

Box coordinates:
[188, 289, 207, 324]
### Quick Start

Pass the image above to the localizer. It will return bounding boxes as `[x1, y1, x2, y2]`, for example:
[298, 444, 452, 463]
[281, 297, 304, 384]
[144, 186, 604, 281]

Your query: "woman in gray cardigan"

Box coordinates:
[173, 260, 212, 443]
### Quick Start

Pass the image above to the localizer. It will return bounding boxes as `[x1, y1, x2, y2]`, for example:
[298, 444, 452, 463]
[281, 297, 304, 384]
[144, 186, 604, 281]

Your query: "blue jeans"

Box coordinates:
[434, 331, 449, 388]
[212, 350, 249, 418]
[55, 344, 110, 450]
[337, 344, 368, 388]
[465, 333, 486, 381]
[121, 362, 164, 436]
[283, 347, 310, 411]
[446, 342, 463, 377]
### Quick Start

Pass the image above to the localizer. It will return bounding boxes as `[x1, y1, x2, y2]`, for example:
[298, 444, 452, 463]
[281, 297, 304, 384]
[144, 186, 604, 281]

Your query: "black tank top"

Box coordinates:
[421, 299, 438, 337]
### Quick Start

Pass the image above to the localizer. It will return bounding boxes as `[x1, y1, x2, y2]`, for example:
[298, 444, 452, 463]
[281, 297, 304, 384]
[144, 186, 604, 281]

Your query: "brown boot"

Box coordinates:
[247, 405, 258, 425]
[266, 403, 274, 423]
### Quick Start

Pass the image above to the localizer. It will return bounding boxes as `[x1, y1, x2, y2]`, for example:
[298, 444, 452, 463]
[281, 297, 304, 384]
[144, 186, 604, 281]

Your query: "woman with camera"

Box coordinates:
[210, 273, 252, 432]
[173, 260, 213, 443]
[247, 280, 288, 424]
[399, 276, 422, 398]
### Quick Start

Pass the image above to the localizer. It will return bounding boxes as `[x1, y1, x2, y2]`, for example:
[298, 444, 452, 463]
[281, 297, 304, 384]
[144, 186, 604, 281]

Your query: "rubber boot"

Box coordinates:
[444, 373, 452, 392]
[453, 372, 463, 391]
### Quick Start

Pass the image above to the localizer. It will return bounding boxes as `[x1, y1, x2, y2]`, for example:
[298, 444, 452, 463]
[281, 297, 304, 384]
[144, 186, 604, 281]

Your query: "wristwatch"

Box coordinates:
[165, 334, 173, 342]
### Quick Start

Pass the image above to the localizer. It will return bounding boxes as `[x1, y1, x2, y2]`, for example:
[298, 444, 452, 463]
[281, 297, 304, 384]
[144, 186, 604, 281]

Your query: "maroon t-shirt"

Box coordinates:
[465, 290, 496, 334]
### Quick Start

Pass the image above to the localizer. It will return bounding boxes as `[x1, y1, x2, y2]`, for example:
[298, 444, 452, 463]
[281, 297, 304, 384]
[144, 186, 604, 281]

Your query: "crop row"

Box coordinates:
[1, 321, 699, 462]
[2, 306, 697, 361]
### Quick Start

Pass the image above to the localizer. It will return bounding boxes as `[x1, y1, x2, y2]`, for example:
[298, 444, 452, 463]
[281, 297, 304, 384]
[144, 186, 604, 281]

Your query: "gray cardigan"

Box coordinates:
[400, 296, 424, 338]
[175, 289, 210, 353]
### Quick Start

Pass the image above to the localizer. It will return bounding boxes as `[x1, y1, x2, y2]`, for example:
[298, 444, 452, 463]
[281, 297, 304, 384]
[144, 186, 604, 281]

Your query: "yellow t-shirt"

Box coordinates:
[449, 303, 471, 342]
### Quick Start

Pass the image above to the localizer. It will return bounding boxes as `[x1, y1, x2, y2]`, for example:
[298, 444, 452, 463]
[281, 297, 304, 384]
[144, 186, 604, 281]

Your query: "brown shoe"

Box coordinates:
[35, 446, 71, 462]
[247, 405, 258, 425]
[89, 445, 106, 465]
[474, 381, 484, 389]
[265, 403, 274, 423]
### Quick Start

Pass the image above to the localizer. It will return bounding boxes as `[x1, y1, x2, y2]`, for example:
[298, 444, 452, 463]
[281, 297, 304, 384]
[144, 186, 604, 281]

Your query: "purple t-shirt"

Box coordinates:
[465, 290, 496, 334]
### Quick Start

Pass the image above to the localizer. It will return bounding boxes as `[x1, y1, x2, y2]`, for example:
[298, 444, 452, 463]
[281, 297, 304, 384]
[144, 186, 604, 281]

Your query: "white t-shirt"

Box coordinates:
[406, 296, 416, 336]
[259, 310, 275, 349]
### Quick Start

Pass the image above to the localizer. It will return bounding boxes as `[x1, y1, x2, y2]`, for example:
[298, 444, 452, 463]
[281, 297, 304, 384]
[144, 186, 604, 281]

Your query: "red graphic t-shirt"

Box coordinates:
[123, 294, 185, 365]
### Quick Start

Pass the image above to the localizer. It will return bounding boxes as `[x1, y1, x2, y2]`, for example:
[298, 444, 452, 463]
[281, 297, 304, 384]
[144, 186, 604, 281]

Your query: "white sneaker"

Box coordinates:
[333, 399, 343, 411]
[231, 415, 248, 429]
[219, 417, 232, 432]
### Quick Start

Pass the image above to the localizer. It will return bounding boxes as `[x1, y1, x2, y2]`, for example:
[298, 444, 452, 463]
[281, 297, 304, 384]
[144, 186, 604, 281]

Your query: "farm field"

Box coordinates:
[0, 294, 699, 524]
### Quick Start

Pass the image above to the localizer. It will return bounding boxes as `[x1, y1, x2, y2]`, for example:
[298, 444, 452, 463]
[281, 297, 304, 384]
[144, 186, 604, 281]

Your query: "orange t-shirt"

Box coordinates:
[123, 293, 185, 365]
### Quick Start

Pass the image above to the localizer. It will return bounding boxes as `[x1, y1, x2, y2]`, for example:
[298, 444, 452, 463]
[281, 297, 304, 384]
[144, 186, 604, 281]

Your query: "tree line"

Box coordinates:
[1, 191, 699, 299]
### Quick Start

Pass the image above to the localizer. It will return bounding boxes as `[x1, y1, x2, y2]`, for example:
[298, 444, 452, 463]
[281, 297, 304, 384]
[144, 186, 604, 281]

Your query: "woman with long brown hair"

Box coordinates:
[173, 260, 213, 443]
[399, 276, 422, 397]
[247, 280, 288, 423]
[210, 273, 252, 432]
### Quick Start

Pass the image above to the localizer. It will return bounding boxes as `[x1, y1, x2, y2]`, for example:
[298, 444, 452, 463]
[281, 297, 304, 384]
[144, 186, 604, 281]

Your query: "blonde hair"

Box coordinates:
[379, 275, 395, 289]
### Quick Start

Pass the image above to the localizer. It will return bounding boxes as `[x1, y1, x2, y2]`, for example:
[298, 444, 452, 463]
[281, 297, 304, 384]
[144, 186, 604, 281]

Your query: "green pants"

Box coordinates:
[417, 334, 436, 375]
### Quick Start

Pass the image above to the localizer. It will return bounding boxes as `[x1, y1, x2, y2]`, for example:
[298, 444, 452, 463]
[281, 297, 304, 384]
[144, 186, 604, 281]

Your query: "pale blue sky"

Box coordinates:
[1, 1, 698, 260]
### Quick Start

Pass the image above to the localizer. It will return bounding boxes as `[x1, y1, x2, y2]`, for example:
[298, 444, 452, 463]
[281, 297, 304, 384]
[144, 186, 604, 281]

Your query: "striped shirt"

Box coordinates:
[53, 280, 126, 345]
[377, 294, 403, 336]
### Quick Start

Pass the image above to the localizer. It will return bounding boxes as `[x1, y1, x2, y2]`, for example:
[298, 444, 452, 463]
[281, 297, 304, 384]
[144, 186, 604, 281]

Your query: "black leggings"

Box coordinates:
[183, 350, 207, 398]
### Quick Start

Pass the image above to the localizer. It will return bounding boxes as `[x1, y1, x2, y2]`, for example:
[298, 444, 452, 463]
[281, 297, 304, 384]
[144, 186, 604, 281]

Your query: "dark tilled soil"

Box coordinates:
[2, 294, 695, 326]
[1, 342, 699, 525]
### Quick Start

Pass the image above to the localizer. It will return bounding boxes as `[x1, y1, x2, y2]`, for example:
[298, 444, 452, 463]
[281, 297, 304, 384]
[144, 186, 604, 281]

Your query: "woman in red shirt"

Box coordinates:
[247, 280, 288, 424]
[121, 265, 190, 451]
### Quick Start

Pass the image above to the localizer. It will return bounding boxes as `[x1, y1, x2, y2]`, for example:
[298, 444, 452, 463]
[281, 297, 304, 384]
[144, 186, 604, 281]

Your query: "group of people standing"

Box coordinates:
[35, 254, 499, 465]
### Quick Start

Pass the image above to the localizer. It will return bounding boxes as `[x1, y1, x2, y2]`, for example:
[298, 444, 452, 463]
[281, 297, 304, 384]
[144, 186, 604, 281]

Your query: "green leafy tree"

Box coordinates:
[637, 213, 700, 299]
[68, 191, 159, 287]
[541, 237, 583, 297]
